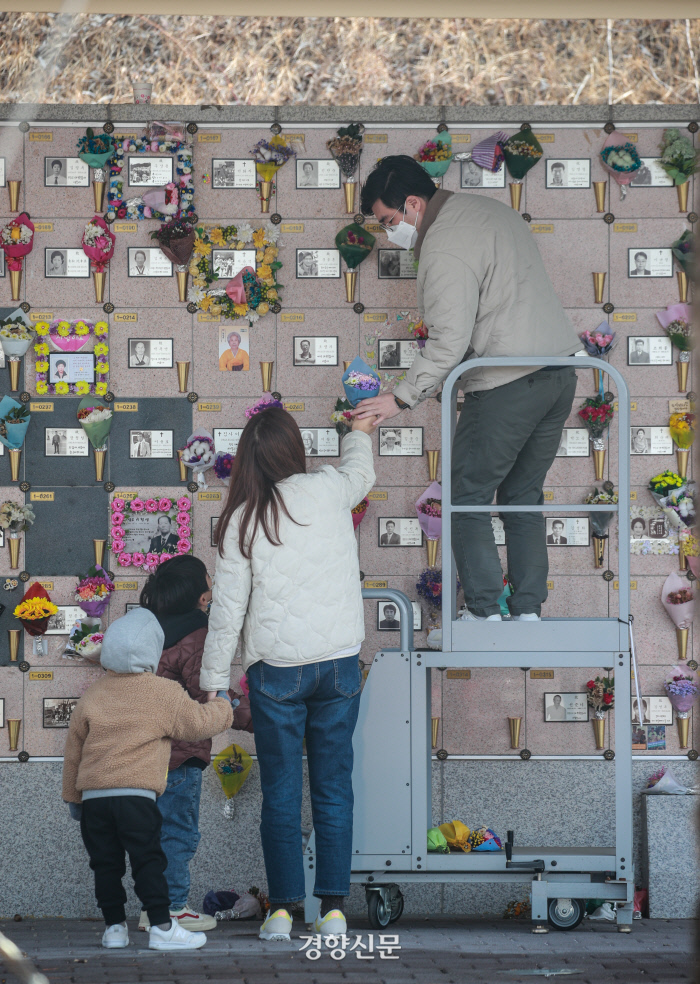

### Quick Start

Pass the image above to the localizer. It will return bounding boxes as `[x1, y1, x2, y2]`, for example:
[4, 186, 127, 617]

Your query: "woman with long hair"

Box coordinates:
[200, 406, 376, 942]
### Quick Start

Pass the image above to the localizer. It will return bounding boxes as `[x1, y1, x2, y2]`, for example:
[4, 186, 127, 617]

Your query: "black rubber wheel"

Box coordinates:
[389, 888, 404, 924]
[547, 897, 585, 930]
[367, 892, 391, 929]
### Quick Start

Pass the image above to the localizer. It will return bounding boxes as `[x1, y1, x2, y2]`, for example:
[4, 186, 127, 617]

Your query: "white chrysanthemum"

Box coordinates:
[236, 222, 254, 244]
[187, 287, 206, 303]
[263, 221, 280, 243]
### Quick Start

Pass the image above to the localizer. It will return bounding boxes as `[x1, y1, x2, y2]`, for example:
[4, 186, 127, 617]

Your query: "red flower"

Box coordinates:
[586, 680, 595, 689]
[117, 206, 127, 218]
[603, 693, 613, 704]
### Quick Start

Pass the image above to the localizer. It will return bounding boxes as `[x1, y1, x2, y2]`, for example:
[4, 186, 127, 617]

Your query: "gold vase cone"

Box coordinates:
[343, 360, 352, 371]
[592, 535, 606, 569]
[593, 181, 607, 212]
[593, 272, 606, 304]
[93, 539, 106, 567]
[260, 361, 274, 392]
[9, 268, 21, 302]
[7, 628, 21, 660]
[93, 448, 106, 481]
[8, 448, 21, 482]
[593, 447, 605, 481]
[592, 716, 605, 749]
[426, 450, 440, 482]
[679, 543, 688, 571]
[431, 716, 440, 748]
[8, 180, 21, 212]
[343, 182, 356, 214]
[7, 719, 21, 752]
[93, 179, 106, 212]
[426, 537, 439, 569]
[676, 626, 689, 661]
[677, 716, 690, 748]
[677, 182, 689, 213]
[176, 361, 190, 393]
[8, 537, 20, 569]
[676, 448, 689, 479]
[93, 270, 106, 303]
[592, 367, 601, 392]
[176, 270, 188, 303]
[177, 449, 187, 482]
[508, 717, 522, 749]
[259, 180, 272, 213]
[509, 182, 522, 210]
[8, 358, 20, 392]
[678, 270, 689, 303]
[677, 359, 689, 392]
[344, 270, 357, 303]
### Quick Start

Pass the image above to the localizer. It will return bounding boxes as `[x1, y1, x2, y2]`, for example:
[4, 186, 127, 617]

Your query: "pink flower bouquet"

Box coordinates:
[415, 481, 442, 540]
[82, 215, 115, 273]
[662, 570, 695, 633]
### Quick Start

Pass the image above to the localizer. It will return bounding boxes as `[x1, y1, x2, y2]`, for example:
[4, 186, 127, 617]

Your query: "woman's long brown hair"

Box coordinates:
[214, 407, 307, 559]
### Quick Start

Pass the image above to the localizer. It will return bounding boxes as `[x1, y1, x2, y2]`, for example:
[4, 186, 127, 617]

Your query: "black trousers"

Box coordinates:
[80, 796, 171, 927]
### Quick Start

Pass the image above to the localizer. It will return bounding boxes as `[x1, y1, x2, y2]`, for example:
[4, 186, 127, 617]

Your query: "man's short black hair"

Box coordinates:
[360, 155, 437, 216]
[552, 520, 564, 528]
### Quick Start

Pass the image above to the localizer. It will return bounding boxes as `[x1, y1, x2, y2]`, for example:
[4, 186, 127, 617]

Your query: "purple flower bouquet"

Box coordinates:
[664, 665, 699, 714]
[415, 481, 442, 540]
[342, 356, 381, 407]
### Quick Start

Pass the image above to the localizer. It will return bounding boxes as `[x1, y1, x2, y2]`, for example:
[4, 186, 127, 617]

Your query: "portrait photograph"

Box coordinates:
[378, 517, 423, 547]
[116, 502, 183, 556]
[48, 353, 95, 384]
[212, 249, 256, 280]
[296, 159, 340, 189]
[545, 517, 590, 546]
[555, 428, 590, 457]
[629, 426, 673, 455]
[0, 157, 5, 187]
[630, 511, 667, 541]
[296, 248, 340, 279]
[46, 605, 85, 635]
[128, 156, 173, 186]
[218, 326, 250, 372]
[377, 249, 418, 279]
[544, 692, 589, 722]
[129, 338, 173, 369]
[212, 158, 256, 189]
[300, 428, 340, 457]
[378, 339, 420, 370]
[377, 601, 422, 632]
[627, 336, 673, 366]
[128, 248, 173, 278]
[378, 427, 423, 456]
[628, 248, 673, 278]
[460, 160, 505, 188]
[129, 429, 173, 459]
[43, 698, 79, 728]
[44, 427, 89, 457]
[544, 158, 591, 189]
[631, 695, 673, 725]
[45, 248, 90, 278]
[629, 158, 674, 187]
[44, 156, 89, 187]
[293, 336, 338, 366]
[211, 516, 220, 547]
[213, 428, 243, 455]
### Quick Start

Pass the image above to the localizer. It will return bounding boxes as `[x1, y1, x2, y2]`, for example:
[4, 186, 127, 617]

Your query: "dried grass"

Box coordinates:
[0, 16, 699, 106]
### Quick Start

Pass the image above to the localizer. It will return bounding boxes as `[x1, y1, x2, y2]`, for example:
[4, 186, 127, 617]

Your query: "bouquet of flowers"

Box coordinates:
[180, 430, 216, 489]
[664, 666, 699, 747]
[586, 675, 614, 747]
[661, 571, 695, 660]
[656, 302, 693, 391]
[150, 216, 196, 267]
[77, 127, 115, 169]
[414, 132, 452, 179]
[77, 399, 113, 450]
[578, 395, 614, 479]
[0, 311, 35, 358]
[649, 470, 685, 497]
[352, 497, 369, 531]
[331, 397, 354, 436]
[416, 567, 445, 611]
[14, 583, 58, 649]
[465, 131, 509, 173]
[335, 223, 376, 270]
[0, 396, 30, 451]
[578, 323, 616, 393]
[584, 487, 618, 569]
[657, 128, 699, 187]
[415, 481, 442, 541]
[501, 130, 543, 181]
[468, 827, 502, 853]
[669, 411, 695, 477]
[0, 500, 34, 534]
[73, 630, 104, 663]
[213, 451, 234, 485]
[250, 137, 295, 211]
[82, 216, 115, 273]
[406, 318, 428, 348]
[671, 229, 693, 277]
[1, 213, 34, 299]
[342, 357, 381, 407]
[327, 123, 364, 181]
[600, 133, 641, 197]
[75, 564, 115, 618]
[245, 396, 283, 418]
[648, 472, 695, 535]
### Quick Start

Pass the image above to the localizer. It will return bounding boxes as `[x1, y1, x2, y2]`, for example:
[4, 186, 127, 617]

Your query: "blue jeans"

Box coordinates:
[156, 763, 203, 909]
[247, 656, 361, 904]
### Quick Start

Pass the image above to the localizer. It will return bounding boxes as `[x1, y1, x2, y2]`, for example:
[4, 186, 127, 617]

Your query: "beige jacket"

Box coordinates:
[393, 190, 580, 407]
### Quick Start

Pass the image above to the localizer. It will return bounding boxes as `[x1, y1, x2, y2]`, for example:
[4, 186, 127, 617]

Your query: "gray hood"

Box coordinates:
[100, 607, 164, 674]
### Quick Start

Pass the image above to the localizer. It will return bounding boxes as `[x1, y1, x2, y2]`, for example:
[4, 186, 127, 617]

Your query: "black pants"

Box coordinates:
[80, 796, 171, 927]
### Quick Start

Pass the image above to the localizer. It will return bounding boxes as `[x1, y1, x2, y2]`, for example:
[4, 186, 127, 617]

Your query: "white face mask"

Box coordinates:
[385, 204, 419, 250]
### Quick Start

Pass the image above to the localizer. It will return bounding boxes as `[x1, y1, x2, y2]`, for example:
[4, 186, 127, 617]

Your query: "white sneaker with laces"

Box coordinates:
[102, 922, 129, 949]
[149, 919, 206, 950]
[458, 610, 502, 621]
[259, 908, 293, 941]
[170, 906, 217, 931]
[314, 909, 347, 938]
[513, 614, 540, 621]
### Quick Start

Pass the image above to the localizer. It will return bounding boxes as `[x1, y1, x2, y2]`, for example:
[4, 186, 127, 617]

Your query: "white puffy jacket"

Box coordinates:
[200, 431, 376, 689]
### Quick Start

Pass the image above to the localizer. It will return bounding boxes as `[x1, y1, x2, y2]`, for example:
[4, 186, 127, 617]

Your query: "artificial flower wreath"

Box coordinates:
[33, 319, 109, 396]
[105, 136, 195, 222]
[109, 495, 192, 572]
[188, 221, 282, 323]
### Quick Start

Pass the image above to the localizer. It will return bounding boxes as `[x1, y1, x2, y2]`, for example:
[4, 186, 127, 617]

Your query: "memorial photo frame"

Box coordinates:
[212, 158, 257, 189]
[211, 249, 257, 280]
[629, 158, 675, 188]
[628, 248, 673, 278]
[0, 698, 4, 728]
[213, 428, 243, 455]
[48, 353, 95, 385]
[545, 158, 591, 189]
[631, 695, 674, 725]
[128, 338, 174, 369]
[129, 430, 174, 459]
[128, 248, 173, 278]
[211, 516, 219, 547]
[378, 517, 423, 547]
[126, 603, 141, 612]
[296, 249, 341, 279]
[45, 248, 90, 279]
[378, 339, 420, 369]
[110, 496, 191, 562]
[296, 159, 341, 189]
[300, 428, 340, 457]
[44, 427, 89, 457]
[44, 157, 89, 187]
[46, 605, 85, 635]
[127, 156, 174, 186]
[555, 428, 591, 457]
[218, 326, 250, 372]
[377, 600, 422, 632]
[629, 426, 673, 455]
[544, 692, 589, 722]
[545, 517, 590, 546]
[43, 698, 79, 728]
[0, 250, 5, 277]
[293, 336, 338, 366]
[378, 427, 424, 456]
[627, 335, 673, 366]
[377, 249, 418, 279]
[0, 158, 5, 187]
[460, 160, 506, 188]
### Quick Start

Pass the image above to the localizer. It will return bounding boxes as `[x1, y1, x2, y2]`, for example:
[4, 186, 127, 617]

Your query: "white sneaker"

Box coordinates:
[458, 609, 502, 621]
[170, 906, 217, 931]
[259, 908, 293, 941]
[102, 922, 129, 948]
[149, 919, 206, 950]
[513, 613, 540, 621]
[314, 909, 347, 939]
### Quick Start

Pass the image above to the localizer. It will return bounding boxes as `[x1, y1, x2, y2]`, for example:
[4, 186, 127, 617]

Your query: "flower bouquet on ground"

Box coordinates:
[151, 216, 196, 301]
[335, 223, 376, 303]
[77, 397, 113, 481]
[656, 302, 693, 391]
[501, 130, 543, 209]
[664, 665, 699, 748]
[352, 497, 369, 531]
[0, 310, 35, 391]
[82, 215, 115, 303]
[14, 582, 58, 657]
[585, 676, 615, 749]
[1, 213, 34, 301]
[415, 132, 452, 180]
[331, 397, 354, 436]
[77, 127, 115, 210]
[657, 128, 699, 211]
[578, 323, 615, 394]
[180, 430, 216, 490]
[584, 487, 618, 569]
[668, 411, 695, 478]
[577, 395, 614, 481]
[250, 137, 295, 213]
[0, 500, 34, 569]
[661, 570, 695, 661]
[600, 133, 641, 199]
[75, 564, 114, 619]
[342, 357, 381, 407]
[416, 481, 442, 569]
[327, 123, 364, 212]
